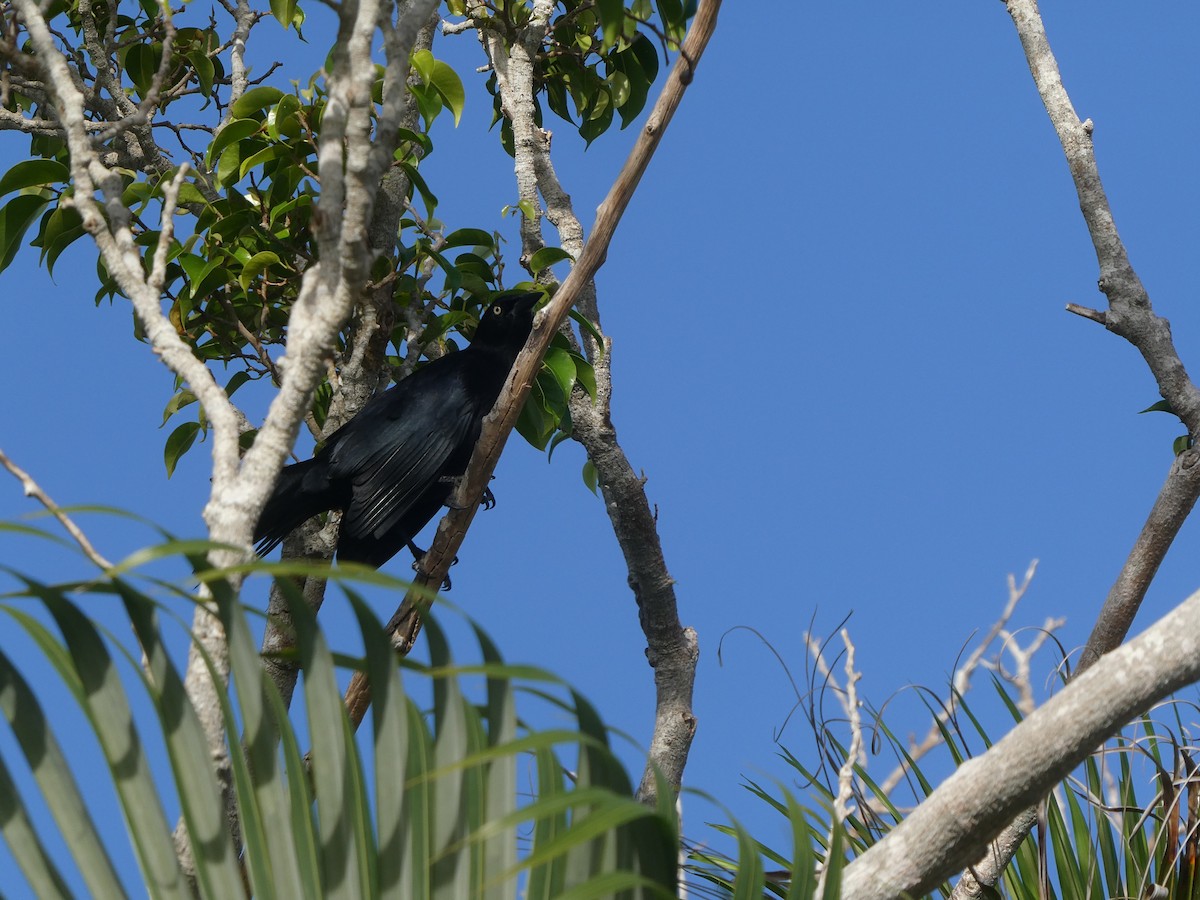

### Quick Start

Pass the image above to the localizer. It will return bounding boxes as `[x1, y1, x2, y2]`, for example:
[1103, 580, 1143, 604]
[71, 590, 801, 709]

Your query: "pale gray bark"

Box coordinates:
[933, 1, 1200, 894]
[842, 586, 1200, 899]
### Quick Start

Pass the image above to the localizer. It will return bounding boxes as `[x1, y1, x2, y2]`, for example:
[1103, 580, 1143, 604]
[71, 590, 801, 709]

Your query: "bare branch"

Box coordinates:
[258, 4, 440, 711]
[936, 0, 1200, 892]
[1078, 449, 1200, 669]
[1009, 0, 1200, 433]
[0, 448, 113, 570]
[147, 164, 189, 294]
[1065, 302, 1106, 325]
[817, 629, 864, 897]
[877, 562, 1039, 800]
[12, 0, 243, 505]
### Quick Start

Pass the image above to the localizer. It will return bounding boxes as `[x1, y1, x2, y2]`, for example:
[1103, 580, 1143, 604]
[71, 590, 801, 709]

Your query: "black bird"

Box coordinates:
[254, 291, 539, 568]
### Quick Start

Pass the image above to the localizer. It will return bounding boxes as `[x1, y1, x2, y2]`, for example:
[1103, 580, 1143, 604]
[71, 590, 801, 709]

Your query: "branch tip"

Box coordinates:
[1065, 302, 1106, 325]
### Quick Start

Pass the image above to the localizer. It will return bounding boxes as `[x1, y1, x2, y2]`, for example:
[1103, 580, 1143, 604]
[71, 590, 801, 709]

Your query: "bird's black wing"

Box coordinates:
[327, 364, 484, 544]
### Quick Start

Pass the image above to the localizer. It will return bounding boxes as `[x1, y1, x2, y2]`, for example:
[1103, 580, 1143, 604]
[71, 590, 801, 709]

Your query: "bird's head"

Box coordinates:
[471, 291, 540, 352]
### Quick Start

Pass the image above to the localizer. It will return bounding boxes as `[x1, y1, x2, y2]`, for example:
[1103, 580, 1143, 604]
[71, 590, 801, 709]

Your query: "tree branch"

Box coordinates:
[934, 0, 1200, 892]
[841, 586, 1200, 899]
[0, 448, 113, 570]
[342, 7, 723, 804]
[456, 0, 706, 805]
[259, 4, 440, 710]
[1005, 0, 1200, 432]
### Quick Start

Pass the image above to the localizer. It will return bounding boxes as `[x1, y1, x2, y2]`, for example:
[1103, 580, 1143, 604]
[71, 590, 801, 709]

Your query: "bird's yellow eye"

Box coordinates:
[492, 304, 503, 316]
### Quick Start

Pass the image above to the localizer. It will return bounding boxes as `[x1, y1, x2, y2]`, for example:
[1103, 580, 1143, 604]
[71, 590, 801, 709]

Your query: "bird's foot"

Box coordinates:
[437, 475, 496, 510]
[407, 540, 457, 591]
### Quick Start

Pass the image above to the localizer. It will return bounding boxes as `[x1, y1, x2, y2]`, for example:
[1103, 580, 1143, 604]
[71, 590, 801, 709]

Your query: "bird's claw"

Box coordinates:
[437, 475, 497, 511]
[407, 540, 457, 590]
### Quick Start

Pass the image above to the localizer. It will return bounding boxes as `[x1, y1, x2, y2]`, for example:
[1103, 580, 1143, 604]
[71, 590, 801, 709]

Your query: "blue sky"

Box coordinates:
[2, 1, 1199, 892]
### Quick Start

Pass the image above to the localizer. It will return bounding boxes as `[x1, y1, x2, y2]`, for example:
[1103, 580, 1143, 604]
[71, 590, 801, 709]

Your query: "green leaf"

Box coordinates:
[528, 246, 573, 273]
[616, 35, 659, 129]
[187, 48, 216, 100]
[232, 86, 287, 119]
[428, 60, 466, 127]
[116, 583, 245, 900]
[125, 42, 164, 99]
[0, 194, 50, 273]
[410, 82, 445, 130]
[0, 160, 69, 197]
[579, 99, 614, 147]
[582, 459, 599, 495]
[176, 181, 209, 206]
[217, 142, 246, 187]
[18, 588, 191, 899]
[544, 347, 577, 400]
[516, 383, 551, 450]
[226, 370, 252, 398]
[162, 389, 198, 425]
[606, 71, 631, 109]
[268, 94, 303, 141]
[443, 228, 495, 250]
[411, 49, 435, 84]
[239, 143, 288, 181]
[596, 0, 624, 50]
[573, 355, 597, 402]
[657, 0, 686, 42]
[343, 592, 410, 894]
[282, 588, 372, 897]
[38, 204, 85, 277]
[569, 310, 605, 353]
[239, 251, 281, 290]
[164, 421, 201, 477]
[312, 381, 333, 429]
[206, 118, 262, 168]
[400, 162, 438, 217]
[426, 248, 463, 293]
[269, 0, 298, 29]
[1140, 399, 1177, 415]
[0, 644, 124, 898]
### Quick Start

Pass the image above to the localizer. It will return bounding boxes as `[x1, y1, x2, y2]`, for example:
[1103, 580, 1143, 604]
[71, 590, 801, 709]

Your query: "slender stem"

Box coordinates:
[0, 449, 113, 570]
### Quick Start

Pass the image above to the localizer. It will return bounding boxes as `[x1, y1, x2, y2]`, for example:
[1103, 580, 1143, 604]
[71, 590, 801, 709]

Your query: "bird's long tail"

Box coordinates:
[253, 458, 337, 556]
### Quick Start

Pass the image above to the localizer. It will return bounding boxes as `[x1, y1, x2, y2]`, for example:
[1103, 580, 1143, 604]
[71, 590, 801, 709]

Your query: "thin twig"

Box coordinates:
[817, 629, 864, 897]
[1064, 302, 1106, 325]
[0, 448, 113, 570]
[876, 562, 1039, 800]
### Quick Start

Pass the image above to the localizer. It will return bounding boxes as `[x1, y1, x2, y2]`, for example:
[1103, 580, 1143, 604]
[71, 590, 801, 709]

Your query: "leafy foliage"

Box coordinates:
[0, 0, 705, 478]
[0, 521, 681, 897]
